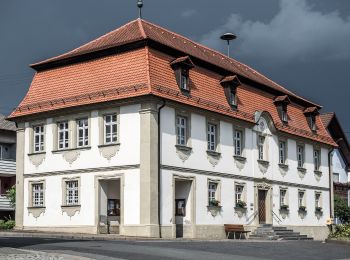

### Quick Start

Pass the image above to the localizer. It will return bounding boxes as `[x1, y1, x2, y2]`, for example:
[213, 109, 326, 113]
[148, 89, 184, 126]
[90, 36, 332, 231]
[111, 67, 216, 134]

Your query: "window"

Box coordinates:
[333, 173, 340, 183]
[229, 86, 237, 107]
[0, 143, 13, 160]
[258, 135, 265, 160]
[234, 130, 243, 156]
[104, 114, 117, 144]
[33, 125, 44, 152]
[58, 121, 69, 149]
[279, 141, 286, 164]
[207, 123, 217, 151]
[310, 116, 316, 131]
[297, 145, 304, 168]
[176, 116, 187, 146]
[235, 185, 244, 204]
[175, 199, 186, 216]
[298, 191, 305, 207]
[77, 118, 89, 147]
[315, 192, 321, 208]
[65, 180, 79, 206]
[32, 183, 44, 207]
[280, 189, 287, 206]
[314, 149, 321, 171]
[208, 182, 218, 204]
[281, 107, 288, 123]
[180, 69, 189, 91]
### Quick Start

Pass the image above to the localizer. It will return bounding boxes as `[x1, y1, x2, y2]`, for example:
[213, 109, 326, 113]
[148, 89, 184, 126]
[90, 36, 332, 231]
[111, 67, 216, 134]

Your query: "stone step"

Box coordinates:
[274, 231, 300, 236]
[272, 227, 287, 231]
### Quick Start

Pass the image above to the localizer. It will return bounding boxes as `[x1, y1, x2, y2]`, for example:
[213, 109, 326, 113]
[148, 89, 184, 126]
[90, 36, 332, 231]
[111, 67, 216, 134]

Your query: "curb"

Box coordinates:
[325, 238, 350, 246]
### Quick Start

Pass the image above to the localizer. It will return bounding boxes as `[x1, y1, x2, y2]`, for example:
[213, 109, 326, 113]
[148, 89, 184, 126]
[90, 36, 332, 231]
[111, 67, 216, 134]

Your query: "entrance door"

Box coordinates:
[258, 190, 267, 224]
[174, 179, 193, 238]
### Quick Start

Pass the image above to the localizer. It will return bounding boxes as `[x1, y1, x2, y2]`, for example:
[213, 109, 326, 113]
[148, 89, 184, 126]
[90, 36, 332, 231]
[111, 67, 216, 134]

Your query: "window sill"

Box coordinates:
[233, 155, 246, 162]
[61, 205, 81, 208]
[52, 146, 91, 153]
[297, 167, 307, 173]
[98, 143, 120, 148]
[175, 145, 192, 152]
[27, 206, 46, 209]
[257, 159, 269, 166]
[278, 163, 289, 170]
[28, 151, 46, 156]
[206, 150, 221, 157]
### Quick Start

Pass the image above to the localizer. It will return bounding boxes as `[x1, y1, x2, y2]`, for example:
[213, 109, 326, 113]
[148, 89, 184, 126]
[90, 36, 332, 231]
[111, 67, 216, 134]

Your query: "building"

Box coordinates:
[0, 114, 16, 219]
[320, 113, 350, 211]
[9, 19, 337, 240]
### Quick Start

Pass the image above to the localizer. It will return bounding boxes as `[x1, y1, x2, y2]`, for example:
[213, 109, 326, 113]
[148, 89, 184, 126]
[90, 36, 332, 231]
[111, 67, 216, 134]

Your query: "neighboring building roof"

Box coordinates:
[0, 113, 16, 131]
[8, 19, 336, 146]
[321, 113, 350, 170]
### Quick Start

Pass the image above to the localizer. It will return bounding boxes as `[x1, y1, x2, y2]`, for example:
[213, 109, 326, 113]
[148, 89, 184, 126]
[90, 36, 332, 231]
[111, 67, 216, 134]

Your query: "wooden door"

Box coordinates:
[258, 190, 266, 224]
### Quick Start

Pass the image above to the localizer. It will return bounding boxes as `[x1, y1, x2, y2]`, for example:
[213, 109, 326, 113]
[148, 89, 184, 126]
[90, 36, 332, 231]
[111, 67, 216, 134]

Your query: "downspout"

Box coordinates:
[158, 99, 166, 238]
[328, 149, 334, 221]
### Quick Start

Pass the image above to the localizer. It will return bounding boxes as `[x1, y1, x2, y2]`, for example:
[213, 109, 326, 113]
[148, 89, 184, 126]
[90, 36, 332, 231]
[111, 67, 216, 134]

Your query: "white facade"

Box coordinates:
[17, 101, 332, 240]
[332, 149, 349, 183]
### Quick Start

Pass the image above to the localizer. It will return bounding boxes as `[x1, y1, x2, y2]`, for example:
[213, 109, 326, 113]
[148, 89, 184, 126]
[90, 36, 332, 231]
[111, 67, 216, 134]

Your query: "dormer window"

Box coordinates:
[274, 95, 290, 124]
[304, 107, 319, 132]
[170, 56, 194, 94]
[180, 69, 189, 91]
[220, 75, 241, 109]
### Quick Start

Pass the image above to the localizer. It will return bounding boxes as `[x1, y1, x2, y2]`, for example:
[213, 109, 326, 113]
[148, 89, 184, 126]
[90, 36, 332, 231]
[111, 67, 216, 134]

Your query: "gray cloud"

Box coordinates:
[201, 0, 350, 63]
[180, 9, 197, 18]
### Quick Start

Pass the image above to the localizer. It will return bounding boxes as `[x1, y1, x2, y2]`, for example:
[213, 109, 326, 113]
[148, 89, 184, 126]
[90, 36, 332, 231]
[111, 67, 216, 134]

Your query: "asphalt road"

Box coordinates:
[0, 237, 350, 260]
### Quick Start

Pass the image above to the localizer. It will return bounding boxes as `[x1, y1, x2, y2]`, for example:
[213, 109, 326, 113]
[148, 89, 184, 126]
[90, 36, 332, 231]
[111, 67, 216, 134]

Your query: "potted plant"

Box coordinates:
[299, 205, 307, 212]
[235, 200, 247, 209]
[280, 204, 289, 211]
[207, 199, 221, 217]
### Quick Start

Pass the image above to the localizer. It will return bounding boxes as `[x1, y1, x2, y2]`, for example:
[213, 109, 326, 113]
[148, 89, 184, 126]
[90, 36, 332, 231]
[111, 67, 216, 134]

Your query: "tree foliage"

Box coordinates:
[334, 195, 350, 224]
[5, 185, 16, 208]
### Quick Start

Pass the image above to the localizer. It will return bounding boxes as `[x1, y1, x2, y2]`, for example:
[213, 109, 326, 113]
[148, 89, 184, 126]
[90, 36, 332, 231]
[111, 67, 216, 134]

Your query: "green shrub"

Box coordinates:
[334, 195, 350, 224]
[329, 224, 350, 238]
[5, 185, 16, 207]
[0, 219, 15, 230]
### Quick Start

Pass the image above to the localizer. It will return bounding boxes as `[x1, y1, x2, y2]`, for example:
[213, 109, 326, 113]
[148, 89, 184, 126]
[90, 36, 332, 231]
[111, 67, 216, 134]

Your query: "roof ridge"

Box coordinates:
[138, 18, 147, 39]
[140, 19, 320, 107]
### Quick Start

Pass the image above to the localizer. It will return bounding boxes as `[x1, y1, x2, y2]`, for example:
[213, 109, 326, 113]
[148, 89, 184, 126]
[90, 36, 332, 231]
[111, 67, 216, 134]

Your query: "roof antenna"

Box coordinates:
[220, 33, 237, 57]
[137, 0, 143, 19]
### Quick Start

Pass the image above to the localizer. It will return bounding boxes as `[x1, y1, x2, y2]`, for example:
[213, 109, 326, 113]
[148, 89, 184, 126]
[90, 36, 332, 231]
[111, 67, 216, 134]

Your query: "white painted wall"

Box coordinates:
[332, 149, 349, 183]
[160, 106, 331, 227]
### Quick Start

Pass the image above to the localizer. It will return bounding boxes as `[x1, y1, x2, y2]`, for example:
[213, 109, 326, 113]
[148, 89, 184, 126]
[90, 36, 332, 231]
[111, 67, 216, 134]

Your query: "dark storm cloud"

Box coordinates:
[0, 0, 349, 139]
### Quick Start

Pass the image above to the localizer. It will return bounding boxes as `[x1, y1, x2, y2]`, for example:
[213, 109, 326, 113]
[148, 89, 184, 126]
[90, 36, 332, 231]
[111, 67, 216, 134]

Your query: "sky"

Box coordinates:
[0, 0, 349, 139]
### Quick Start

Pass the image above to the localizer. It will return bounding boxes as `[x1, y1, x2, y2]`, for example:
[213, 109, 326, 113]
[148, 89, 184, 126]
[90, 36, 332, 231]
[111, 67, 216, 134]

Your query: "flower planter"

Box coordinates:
[298, 207, 307, 219]
[315, 208, 323, 219]
[279, 206, 289, 219]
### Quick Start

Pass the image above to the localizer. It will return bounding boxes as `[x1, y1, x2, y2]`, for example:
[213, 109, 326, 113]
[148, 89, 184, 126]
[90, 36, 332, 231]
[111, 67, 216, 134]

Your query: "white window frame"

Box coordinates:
[234, 129, 243, 156]
[32, 183, 44, 207]
[65, 180, 79, 206]
[315, 192, 321, 208]
[207, 123, 217, 152]
[104, 114, 118, 144]
[297, 145, 304, 168]
[58, 121, 69, 150]
[298, 191, 305, 207]
[281, 108, 288, 122]
[280, 189, 287, 207]
[33, 125, 45, 152]
[180, 69, 189, 91]
[279, 140, 286, 164]
[176, 116, 187, 146]
[208, 181, 218, 204]
[77, 118, 89, 147]
[258, 135, 265, 160]
[235, 185, 244, 205]
[314, 149, 321, 171]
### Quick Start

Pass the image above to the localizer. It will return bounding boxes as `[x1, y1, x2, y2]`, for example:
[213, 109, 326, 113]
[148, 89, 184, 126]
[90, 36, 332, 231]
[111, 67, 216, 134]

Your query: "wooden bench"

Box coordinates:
[224, 224, 251, 239]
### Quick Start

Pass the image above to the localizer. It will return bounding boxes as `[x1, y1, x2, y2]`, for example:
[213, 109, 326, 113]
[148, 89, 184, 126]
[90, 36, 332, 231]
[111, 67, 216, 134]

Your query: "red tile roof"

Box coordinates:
[9, 19, 335, 146]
